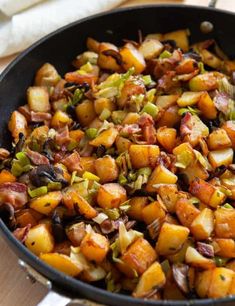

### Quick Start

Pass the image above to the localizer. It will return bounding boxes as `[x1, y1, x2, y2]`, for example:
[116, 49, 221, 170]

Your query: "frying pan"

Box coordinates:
[0, 1, 235, 305]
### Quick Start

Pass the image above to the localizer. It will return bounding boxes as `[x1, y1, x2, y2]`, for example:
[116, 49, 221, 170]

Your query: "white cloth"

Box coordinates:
[0, 0, 125, 58]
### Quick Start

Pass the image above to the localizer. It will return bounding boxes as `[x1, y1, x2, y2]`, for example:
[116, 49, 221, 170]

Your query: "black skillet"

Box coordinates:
[0, 1, 235, 305]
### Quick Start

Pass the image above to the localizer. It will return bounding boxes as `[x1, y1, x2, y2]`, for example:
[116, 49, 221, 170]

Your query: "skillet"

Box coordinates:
[0, 1, 235, 305]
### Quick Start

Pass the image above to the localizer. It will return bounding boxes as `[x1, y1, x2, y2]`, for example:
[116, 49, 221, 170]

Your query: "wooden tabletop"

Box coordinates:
[0, 1, 235, 305]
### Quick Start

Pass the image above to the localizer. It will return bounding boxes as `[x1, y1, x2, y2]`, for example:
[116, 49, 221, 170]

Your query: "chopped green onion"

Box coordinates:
[178, 106, 201, 116]
[223, 203, 233, 209]
[118, 173, 128, 185]
[86, 128, 98, 139]
[72, 88, 84, 105]
[142, 75, 152, 85]
[159, 50, 172, 59]
[111, 110, 127, 124]
[67, 140, 78, 151]
[161, 259, 171, 274]
[141, 102, 159, 118]
[120, 200, 131, 212]
[105, 208, 120, 220]
[48, 182, 62, 191]
[11, 152, 31, 176]
[70, 171, 77, 185]
[214, 256, 229, 267]
[127, 170, 137, 182]
[137, 167, 152, 177]
[16, 152, 30, 166]
[80, 62, 93, 73]
[82, 171, 100, 182]
[99, 108, 111, 121]
[146, 88, 156, 103]
[28, 186, 48, 198]
[198, 62, 206, 74]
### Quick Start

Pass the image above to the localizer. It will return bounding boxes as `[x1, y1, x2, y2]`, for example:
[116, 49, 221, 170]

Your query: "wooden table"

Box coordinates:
[0, 1, 234, 305]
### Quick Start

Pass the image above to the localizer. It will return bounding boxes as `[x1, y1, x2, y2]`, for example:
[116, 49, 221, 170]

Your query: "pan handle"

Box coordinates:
[18, 259, 104, 306]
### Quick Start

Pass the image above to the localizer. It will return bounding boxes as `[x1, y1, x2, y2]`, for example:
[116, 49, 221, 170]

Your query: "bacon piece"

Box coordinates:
[120, 124, 141, 136]
[31, 111, 52, 122]
[18, 105, 31, 121]
[142, 125, 157, 144]
[26, 148, 49, 165]
[0, 182, 28, 208]
[13, 225, 31, 242]
[55, 126, 70, 146]
[138, 113, 154, 127]
[61, 151, 83, 172]
[0, 148, 10, 160]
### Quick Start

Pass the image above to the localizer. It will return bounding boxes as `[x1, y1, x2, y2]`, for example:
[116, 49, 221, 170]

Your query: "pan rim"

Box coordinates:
[1, 4, 235, 305]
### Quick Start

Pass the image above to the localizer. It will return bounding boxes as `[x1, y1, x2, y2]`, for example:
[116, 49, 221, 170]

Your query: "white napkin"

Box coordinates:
[0, 0, 125, 58]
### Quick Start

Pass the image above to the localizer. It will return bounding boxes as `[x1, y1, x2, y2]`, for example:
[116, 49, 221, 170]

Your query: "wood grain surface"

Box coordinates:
[0, 1, 235, 305]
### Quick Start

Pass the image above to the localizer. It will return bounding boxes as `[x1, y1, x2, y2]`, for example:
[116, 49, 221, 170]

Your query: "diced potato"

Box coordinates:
[94, 155, 119, 183]
[145, 33, 163, 41]
[208, 148, 233, 169]
[66, 222, 86, 246]
[142, 201, 166, 225]
[88, 117, 103, 129]
[8, 110, 28, 141]
[133, 262, 166, 298]
[89, 127, 118, 148]
[52, 98, 67, 111]
[0, 169, 16, 184]
[176, 58, 197, 74]
[197, 92, 217, 119]
[75, 100, 96, 126]
[156, 95, 179, 109]
[175, 198, 200, 228]
[69, 129, 85, 143]
[80, 231, 109, 263]
[167, 239, 192, 264]
[94, 97, 116, 115]
[146, 164, 178, 192]
[222, 121, 235, 149]
[185, 246, 215, 269]
[156, 127, 177, 152]
[227, 260, 235, 272]
[25, 224, 54, 255]
[98, 42, 121, 72]
[229, 274, 235, 294]
[129, 144, 160, 169]
[35, 63, 60, 87]
[189, 72, 220, 92]
[120, 43, 146, 74]
[63, 190, 97, 219]
[122, 112, 140, 125]
[86, 37, 100, 53]
[156, 105, 181, 128]
[65, 67, 99, 86]
[156, 223, 189, 256]
[115, 136, 132, 154]
[30, 191, 62, 215]
[128, 197, 148, 221]
[208, 267, 235, 298]
[139, 39, 163, 60]
[177, 91, 203, 107]
[213, 238, 235, 258]
[190, 208, 214, 240]
[181, 161, 209, 183]
[201, 49, 222, 69]
[173, 142, 195, 169]
[215, 207, 235, 239]
[96, 183, 127, 209]
[189, 178, 226, 208]
[16, 209, 42, 227]
[117, 238, 157, 277]
[27, 86, 50, 112]
[207, 129, 232, 150]
[51, 110, 72, 128]
[80, 265, 106, 282]
[157, 184, 180, 213]
[163, 29, 189, 52]
[195, 269, 213, 298]
[40, 253, 81, 276]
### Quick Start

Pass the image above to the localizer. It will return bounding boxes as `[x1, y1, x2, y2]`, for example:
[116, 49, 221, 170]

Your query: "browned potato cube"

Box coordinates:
[8, 110, 28, 141]
[128, 197, 148, 221]
[117, 238, 157, 277]
[27, 86, 50, 112]
[25, 224, 54, 255]
[146, 164, 178, 192]
[177, 91, 203, 107]
[195, 269, 213, 298]
[133, 262, 166, 298]
[76, 99, 96, 126]
[156, 127, 177, 152]
[156, 94, 179, 109]
[94, 155, 118, 183]
[66, 222, 86, 246]
[35, 63, 60, 87]
[122, 112, 140, 125]
[163, 29, 189, 52]
[129, 144, 160, 169]
[98, 42, 121, 72]
[208, 148, 233, 169]
[190, 208, 214, 240]
[120, 43, 146, 74]
[213, 238, 235, 258]
[139, 39, 163, 59]
[207, 129, 232, 150]
[215, 207, 235, 239]
[96, 183, 127, 209]
[89, 128, 118, 148]
[189, 178, 226, 208]
[189, 72, 220, 92]
[30, 191, 62, 215]
[157, 184, 180, 213]
[94, 97, 116, 115]
[197, 92, 217, 119]
[142, 201, 166, 225]
[208, 267, 235, 298]
[222, 121, 235, 149]
[156, 223, 189, 256]
[115, 136, 132, 154]
[156, 105, 181, 128]
[51, 110, 72, 128]
[175, 198, 200, 228]
[80, 231, 109, 263]
[185, 246, 215, 269]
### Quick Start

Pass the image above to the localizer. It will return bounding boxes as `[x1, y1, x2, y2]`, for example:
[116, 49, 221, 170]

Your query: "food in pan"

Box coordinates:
[1, 28, 235, 300]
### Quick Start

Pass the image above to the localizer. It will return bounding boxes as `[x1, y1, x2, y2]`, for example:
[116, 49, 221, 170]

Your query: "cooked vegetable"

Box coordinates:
[4, 29, 235, 301]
